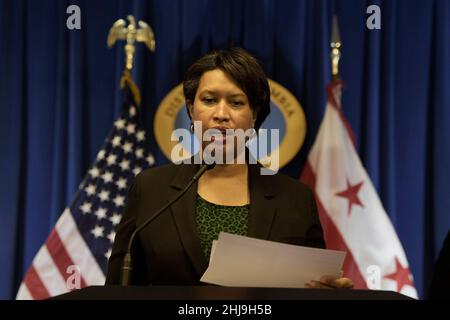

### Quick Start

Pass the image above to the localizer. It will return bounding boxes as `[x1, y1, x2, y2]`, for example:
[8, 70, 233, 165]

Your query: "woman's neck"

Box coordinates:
[198, 163, 250, 206]
[203, 163, 248, 179]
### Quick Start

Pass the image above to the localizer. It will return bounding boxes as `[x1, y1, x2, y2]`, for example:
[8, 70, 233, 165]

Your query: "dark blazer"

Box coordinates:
[105, 162, 325, 285]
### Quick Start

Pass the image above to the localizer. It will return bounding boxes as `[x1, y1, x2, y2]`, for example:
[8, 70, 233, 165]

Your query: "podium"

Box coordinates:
[51, 285, 413, 300]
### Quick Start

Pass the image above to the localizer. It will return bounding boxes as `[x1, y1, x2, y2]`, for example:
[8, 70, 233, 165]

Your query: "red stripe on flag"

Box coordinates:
[23, 266, 50, 300]
[326, 80, 357, 146]
[301, 162, 368, 289]
[46, 229, 87, 288]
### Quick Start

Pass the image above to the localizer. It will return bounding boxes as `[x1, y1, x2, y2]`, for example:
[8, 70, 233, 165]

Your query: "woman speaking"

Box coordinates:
[106, 47, 353, 289]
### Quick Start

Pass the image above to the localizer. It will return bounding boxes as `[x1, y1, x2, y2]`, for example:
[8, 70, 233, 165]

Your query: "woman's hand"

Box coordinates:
[305, 274, 354, 289]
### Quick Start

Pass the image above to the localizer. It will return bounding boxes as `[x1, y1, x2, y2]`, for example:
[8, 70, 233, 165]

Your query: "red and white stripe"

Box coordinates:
[16, 209, 105, 300]
[301, 80, 418, 298]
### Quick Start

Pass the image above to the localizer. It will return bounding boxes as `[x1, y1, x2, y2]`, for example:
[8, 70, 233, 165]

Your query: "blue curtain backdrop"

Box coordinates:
[0, 0, 449, 299]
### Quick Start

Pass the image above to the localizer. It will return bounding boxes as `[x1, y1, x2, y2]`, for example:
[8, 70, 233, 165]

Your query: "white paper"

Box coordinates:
[200, 232, 346, 288]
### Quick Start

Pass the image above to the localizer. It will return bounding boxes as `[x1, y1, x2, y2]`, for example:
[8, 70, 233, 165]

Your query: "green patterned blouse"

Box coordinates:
[195, 194, 249, 261]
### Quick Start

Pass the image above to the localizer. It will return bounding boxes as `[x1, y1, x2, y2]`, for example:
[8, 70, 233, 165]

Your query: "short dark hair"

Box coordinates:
[183, 47, 270, 130]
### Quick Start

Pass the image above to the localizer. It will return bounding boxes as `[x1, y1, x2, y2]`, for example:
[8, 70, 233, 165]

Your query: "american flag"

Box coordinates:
[16, 80, 156, 299]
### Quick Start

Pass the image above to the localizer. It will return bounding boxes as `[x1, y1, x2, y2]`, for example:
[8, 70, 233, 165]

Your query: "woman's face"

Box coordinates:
[188, 69, 256, 160]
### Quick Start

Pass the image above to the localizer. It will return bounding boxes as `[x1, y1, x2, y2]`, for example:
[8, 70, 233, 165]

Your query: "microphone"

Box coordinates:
[120, 162, 216, 286]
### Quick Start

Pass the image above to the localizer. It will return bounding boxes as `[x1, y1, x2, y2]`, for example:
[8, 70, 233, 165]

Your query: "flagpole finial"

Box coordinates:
[107, 15, 156, 72]
[330, 15, 341, 80]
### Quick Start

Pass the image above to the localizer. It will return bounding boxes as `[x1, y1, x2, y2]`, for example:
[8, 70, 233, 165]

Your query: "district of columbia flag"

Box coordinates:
[16, 71, 156, 300]
[301, 79, 418, 299]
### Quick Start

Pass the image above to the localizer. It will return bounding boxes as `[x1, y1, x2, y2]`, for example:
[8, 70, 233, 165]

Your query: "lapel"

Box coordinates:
[247, 163, 277, 239]
[168, 163, 208, 277]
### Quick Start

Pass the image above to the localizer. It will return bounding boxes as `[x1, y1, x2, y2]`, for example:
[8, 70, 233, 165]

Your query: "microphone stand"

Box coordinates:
[120, 163, 215, 286]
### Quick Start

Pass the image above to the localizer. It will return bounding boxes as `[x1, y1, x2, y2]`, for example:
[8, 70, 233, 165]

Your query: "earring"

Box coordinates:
[190, 122, 194, 132]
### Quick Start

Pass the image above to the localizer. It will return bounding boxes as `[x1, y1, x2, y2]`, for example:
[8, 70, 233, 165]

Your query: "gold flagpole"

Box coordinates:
[330, 15, 341, 80]
[107, 15, 156, 106]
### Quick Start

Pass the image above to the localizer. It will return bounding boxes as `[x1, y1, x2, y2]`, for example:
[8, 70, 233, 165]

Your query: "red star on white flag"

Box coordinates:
[335, 179, 364, 215]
